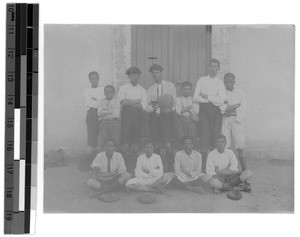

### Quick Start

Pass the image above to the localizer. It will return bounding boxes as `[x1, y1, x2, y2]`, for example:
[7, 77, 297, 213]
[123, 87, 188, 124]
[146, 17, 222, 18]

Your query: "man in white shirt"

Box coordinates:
[173, 136, 207, 194]
[126, 139, 172, 193]
[193, 59, 226, 172]
[118, 67, 148, 146]
[84, 71, 104, 155]
[146, 64, 177, 145]
[87, 139, 131, 197]
[206, 135, 252, 193]
[98, 85, 121, 150]
[220, 73, 247, 171]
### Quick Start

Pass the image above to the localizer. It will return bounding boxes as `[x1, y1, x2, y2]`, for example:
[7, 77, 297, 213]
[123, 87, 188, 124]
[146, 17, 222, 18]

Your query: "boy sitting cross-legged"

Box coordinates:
[126, 139, 173, 193]
[173, 136, 209, 194]
[206, 135, 252, 194]
[87, 139, 131, 198]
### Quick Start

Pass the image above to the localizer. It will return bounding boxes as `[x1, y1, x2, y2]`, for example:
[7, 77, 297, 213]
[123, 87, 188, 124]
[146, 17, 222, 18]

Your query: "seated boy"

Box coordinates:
[175, 81, 199, 140]
[98, 85, 121, 150]
[126, 140, 173, 193]
[206, 135, 252, 194]
[220, 73, 247, 171]
[87, 139, 131, 197]
[173, 136, 207, 194]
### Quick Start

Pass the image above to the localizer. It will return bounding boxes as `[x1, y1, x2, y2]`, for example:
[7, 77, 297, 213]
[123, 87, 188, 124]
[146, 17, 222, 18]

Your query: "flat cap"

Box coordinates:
[149, 64, 163, 72]
[126, 66, 141, 75]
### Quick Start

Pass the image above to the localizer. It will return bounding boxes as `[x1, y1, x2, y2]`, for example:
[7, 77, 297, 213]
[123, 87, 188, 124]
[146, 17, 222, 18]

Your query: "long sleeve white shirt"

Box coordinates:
[174, 150, 203, 182]
[134, 153, 164, 179]
[91, 151, 126, 174]
[97, 97, 120, 120]
[193, 75, 226, 107]
[84, 87, 105, 110]
[220, 89, 246, 123]
[118, 83, 148, 110]
[206, 149, 239, 176]
[146, 80, 177, 113]
[175, 96, 199, 117]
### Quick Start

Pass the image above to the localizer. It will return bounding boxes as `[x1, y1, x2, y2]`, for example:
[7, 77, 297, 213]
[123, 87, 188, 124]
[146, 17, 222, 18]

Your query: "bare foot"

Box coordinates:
[89, 191, 100, 198]
[187, 186, 204, 194]
[213, 188, 222, 194]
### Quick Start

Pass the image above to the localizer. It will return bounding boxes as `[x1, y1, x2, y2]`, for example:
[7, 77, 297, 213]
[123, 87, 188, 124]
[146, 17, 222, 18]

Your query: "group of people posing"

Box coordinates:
[84, 58, 252, 197]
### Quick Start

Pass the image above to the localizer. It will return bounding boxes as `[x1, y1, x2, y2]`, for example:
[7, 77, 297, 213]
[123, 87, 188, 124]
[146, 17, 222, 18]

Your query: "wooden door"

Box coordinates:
[132, 25, 212, 94]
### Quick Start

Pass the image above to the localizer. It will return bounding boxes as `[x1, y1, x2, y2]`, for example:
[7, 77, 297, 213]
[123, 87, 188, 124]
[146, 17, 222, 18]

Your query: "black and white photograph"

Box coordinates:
[44, 24, 294, 213]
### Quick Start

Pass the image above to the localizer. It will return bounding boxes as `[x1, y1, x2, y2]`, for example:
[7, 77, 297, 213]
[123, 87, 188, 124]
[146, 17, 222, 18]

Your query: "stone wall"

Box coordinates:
[112, 25, 131, 91]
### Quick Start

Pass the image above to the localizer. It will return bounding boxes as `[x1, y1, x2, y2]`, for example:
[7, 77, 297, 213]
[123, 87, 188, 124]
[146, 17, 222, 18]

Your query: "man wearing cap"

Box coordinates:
[118, 67, 148, 146]
[193, 59, 226, 172]
[146, 64, 177, 146]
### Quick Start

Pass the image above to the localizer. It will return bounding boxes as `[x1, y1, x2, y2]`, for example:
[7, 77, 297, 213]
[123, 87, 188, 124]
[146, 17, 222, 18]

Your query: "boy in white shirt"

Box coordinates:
[84, 71, 104, 154]
[87, 139, 131, 197]
[173, 136, 207, 194]
[146, 64, 177, 145]
[206, 135, 252, 193]
[193, 59, 226, 172]
[98, 85, 121, 150]
[126, 140, 172, 193]
[220, 73, 247, 171]
[176, 81, 199, 140]
[118, 67, 147, 146]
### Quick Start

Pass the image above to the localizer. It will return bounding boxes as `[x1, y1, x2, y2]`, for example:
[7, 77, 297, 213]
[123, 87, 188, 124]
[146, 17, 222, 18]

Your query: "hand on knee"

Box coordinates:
[119, 172, 131, 184]
[240, 170, 252, 182]
[209, 178, 222, 189]
[87, 179, 100, 190]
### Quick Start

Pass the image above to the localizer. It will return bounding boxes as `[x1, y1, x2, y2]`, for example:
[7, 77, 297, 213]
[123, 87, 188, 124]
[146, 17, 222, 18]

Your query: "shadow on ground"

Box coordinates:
[44, 158, 293, 213]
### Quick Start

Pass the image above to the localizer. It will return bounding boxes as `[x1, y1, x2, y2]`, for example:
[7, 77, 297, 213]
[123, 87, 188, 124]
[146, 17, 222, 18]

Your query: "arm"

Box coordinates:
[146, 87, 156, 113]
[207, 81, 226, 106]
[134, 156, 151, 178]
[193, 79, 202, 103]
[174, 153, 189, 177]
[191, 102, 199, 115]
[118, 86, 141, 106]
[151, 155, 164, 177]
[175, 97, 182, 115]
[191, 153, 203, 178]
[120, 99, 141, 106]
[117, 154, 126, 174]
[225, 103, 241, 113]
[206, 153, 216, 176]
[140, 88, 148, 110]
[236, 91, 246, 123]
[98, 170, 118, 178]
[84, 89, 96, 108]
[171, 83, 177, 111]
[111, 98, 121, 118]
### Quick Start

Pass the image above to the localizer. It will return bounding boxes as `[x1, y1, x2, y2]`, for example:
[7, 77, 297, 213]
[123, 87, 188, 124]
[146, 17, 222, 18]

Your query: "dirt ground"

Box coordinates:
[44, 158, 294, 213]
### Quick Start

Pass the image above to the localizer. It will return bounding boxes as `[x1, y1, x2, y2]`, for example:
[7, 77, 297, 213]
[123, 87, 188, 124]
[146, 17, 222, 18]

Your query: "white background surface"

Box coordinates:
[0, 0, 299, 236]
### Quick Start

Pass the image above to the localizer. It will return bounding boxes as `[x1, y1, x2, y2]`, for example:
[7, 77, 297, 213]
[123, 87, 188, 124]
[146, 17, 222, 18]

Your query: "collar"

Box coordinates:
[184, 150, 193, 157]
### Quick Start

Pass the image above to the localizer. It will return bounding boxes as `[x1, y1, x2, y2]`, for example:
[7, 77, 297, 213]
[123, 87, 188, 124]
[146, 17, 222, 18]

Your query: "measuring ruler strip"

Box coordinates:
[5, 3, 38, 234]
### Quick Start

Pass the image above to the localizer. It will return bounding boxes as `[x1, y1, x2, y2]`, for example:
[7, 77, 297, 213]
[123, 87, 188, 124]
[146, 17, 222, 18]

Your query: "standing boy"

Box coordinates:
[173, 136, 207, 194]
[98, 85, 121, 150]
[193, 59, 226, 172]
[118, 67, 148, 146]
[84, 71, 104, 155]
[87, 140, 131, 197]
[176, 81, 199, 140]
[206, 135, 252, 194]
[146, 64, 177, 145]
[220, 73, 247, 171]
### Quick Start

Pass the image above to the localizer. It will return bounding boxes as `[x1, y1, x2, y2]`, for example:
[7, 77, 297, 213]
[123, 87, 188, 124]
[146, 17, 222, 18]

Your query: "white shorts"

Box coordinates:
[222, 116, 245, 149]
